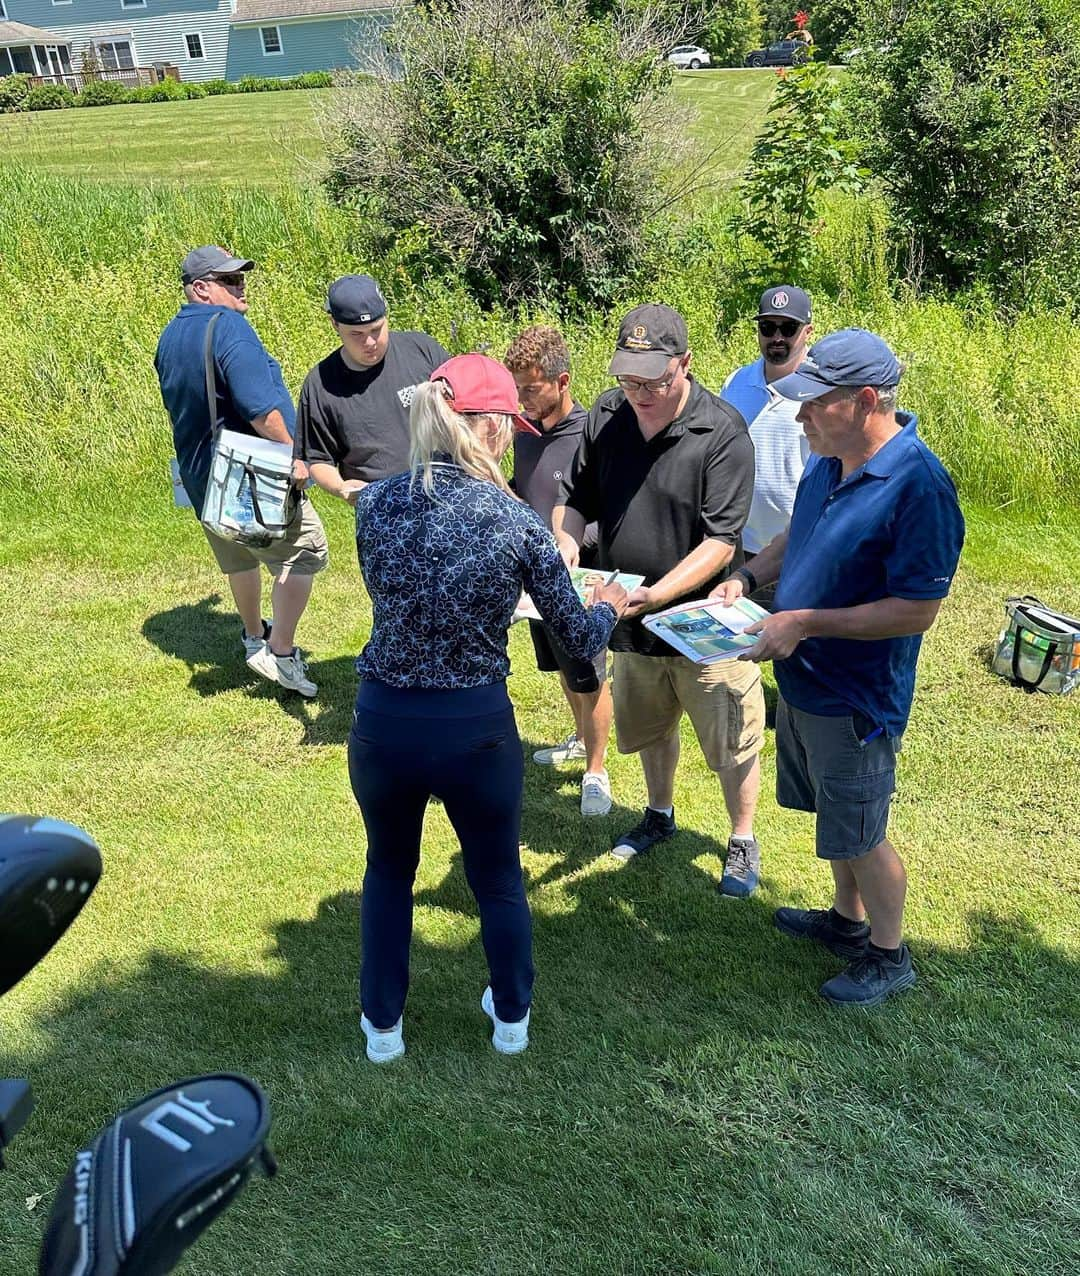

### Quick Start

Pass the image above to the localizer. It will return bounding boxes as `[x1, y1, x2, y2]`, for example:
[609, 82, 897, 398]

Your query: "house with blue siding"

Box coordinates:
[0, 0, 400, 84]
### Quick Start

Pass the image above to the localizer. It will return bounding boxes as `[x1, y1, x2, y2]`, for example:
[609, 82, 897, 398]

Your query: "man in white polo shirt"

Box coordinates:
[721, 286, 814, 605]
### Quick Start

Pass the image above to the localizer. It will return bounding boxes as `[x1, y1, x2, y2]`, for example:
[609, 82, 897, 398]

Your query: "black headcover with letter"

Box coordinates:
[39, 1073, 276, 1276]
[0, 815, 102, 997]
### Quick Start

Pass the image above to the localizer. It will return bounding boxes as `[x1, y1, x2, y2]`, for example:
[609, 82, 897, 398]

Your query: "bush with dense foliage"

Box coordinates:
[76, 79, 131, 107]
[25, 84, 75, 111]
[326, 0, 699, 310]
[847, 0, 1080, 310]
[697, 0, 764, 66]
[0, 73, 32, 113]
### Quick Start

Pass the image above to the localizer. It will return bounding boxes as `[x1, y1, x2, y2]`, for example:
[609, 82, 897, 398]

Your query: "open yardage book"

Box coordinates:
[515, 567, 646, 623]
[644, 596, 770, 663]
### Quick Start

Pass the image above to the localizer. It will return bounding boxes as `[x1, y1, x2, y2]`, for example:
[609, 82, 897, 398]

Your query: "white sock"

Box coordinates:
[648, 805, 673, 819]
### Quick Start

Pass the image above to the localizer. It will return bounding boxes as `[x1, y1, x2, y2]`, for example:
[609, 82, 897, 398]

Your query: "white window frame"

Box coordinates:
[183, 32, 206, 60]
[51, 0, 74, 8]
[0, 1, 8, 21]
[121, 0, 147, 9]
[0, 48, 13, 75]
[96, 38, 137, 71]
[260, 26, 284, 56]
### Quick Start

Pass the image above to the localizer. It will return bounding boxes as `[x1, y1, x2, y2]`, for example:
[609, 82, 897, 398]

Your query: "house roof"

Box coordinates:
[0, 21, 72, 48]
[231, 0, 403, 24]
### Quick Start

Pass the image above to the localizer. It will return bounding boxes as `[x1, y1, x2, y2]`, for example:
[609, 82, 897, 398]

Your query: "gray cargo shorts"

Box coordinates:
[775, 696, 900, 860]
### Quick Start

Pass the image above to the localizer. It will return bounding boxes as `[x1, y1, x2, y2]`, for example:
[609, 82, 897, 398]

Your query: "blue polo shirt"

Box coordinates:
[155, 303, 296, 509]
[773, 413, 964, 737]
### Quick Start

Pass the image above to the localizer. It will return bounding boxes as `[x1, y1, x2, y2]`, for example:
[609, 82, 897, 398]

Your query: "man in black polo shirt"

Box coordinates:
[505, 324, 613, 818]
[552, 304, 765, 894]
[295, 275, 449, 503]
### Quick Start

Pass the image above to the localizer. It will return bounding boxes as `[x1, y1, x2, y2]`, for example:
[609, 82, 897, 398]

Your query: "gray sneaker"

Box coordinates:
[580, 770, 612, 817]
[248, 645, 317, 698]
[241, 620, 271, 661]
[532, 733, 586, 765]
[719, 835, 761, 898]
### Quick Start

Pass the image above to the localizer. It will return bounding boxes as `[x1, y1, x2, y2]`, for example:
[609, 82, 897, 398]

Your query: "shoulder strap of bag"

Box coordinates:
[204, 312, 223, 443]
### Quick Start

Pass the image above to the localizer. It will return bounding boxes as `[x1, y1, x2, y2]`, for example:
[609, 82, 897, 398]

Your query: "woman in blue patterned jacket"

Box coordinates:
[349, 353, 627, 1063]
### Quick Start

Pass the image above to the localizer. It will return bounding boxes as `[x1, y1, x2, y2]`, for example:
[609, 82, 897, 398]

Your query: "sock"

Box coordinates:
[868, 941, 904, 963]
[648, 805, 674, 820]
[829, 907, 867, 933]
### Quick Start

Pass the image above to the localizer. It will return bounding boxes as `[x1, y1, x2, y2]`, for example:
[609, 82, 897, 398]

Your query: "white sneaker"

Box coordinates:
[532, 733, 586, 765]
[248, 645, 317, 698]
[580, 770, 612, 817]
[481, 986, 529, 1055]
[361, 1014, 405, 1064]
[241, 620, 271, 661]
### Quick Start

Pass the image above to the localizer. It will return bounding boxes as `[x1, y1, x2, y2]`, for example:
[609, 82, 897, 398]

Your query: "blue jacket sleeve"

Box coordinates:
[519, 518, 616, 659]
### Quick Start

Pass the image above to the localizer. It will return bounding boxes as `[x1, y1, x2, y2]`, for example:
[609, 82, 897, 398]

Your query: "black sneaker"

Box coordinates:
[719, 836, 761, 898]
[820, 944, 916, 1007]
[773, 906, 870, 960]
[611, 807, 676, 861]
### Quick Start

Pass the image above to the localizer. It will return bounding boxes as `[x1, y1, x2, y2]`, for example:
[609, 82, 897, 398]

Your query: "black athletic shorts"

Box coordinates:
[528, 620, 607, 694]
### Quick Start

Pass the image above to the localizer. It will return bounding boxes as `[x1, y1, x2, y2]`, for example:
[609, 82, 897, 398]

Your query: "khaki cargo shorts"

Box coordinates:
[201, 496, 329, 578]
[611, 651, 765, 771]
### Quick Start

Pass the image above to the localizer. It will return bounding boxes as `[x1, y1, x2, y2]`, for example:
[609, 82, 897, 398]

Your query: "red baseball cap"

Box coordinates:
[431, 353, 540, 435]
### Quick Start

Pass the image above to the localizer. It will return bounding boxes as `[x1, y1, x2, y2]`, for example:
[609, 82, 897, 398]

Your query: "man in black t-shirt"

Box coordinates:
[505, 325, 613, 818]
[295, 275, 449, 505]
[553, 304, 766, 895]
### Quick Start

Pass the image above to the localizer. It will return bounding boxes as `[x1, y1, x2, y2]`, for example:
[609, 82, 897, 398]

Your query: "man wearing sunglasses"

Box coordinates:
[156, 246, 328, 697]
[552, 303, 764, 882]
[720, 286, 814, 612]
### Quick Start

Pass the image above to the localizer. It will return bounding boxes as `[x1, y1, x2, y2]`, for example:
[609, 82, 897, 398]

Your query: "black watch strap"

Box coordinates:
[735, 566, 758, 594]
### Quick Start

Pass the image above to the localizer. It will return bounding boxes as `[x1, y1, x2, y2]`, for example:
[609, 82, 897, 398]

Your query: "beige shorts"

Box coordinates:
[201, 496, 329, 578]
[611, 651, 765, 771]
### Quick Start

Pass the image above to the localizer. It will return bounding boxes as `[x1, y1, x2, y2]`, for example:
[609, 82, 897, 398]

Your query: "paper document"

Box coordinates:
[516, 568, 645, 623]
[644, 596, 770, 663]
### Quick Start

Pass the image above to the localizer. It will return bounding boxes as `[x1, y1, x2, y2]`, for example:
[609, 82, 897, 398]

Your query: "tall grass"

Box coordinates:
[3, 164, 1079, 513]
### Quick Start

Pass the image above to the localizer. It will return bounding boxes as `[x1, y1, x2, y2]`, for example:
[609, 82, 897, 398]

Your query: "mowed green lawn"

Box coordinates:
[0, 70, 777, 189]
[0, 490, 1077, 1275]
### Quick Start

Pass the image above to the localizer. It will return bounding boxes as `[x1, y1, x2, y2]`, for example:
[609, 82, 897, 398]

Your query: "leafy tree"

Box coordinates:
[731, 56, 864, 281]
[325, 0, 703, 311]
[698, 0, 765, 65]
[848, 0, 1080, 309]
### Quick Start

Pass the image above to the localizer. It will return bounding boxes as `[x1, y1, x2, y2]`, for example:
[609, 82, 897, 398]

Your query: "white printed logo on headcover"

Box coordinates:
[771, 291, 790, 309]
[139, 1092, 236, 1153]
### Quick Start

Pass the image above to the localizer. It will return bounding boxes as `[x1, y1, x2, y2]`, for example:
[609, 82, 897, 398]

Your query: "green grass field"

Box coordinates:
[1, 68, 1079, 1276]
[0, 71, 777, 190]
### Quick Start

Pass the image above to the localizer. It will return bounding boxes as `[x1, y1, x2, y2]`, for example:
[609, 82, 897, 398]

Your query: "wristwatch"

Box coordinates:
[734, 566, 758, 594]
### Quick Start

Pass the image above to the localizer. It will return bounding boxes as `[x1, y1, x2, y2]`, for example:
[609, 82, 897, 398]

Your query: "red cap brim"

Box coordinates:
[512, 413, 542, 436]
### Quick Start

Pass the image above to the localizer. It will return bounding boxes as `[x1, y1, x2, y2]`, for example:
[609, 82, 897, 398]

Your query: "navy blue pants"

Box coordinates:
[348, 679, 534, 1030]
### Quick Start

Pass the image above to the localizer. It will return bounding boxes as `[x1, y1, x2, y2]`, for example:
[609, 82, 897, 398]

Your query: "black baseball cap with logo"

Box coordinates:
[756, 285, 812, 324]
[326, 275, 387, 325]
[609, 303, 689, 380]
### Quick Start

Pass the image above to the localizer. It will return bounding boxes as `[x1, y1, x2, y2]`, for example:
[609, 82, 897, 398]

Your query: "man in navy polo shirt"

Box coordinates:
[712, 329, 965, 1006]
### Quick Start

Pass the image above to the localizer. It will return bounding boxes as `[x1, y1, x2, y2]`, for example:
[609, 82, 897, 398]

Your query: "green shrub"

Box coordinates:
[181, 83, 207, 99]
[76, 79, 131, 107]
[238, 76, 286, 92]
[202, 79, 239, 95]
[848, 0, 1080, 310]
[0, 73, 32, 113]
[290, 70, 334, 88]
[697, 0, 764, 66]
[326, 0, 699, 311]
[25, 84, 75, 111]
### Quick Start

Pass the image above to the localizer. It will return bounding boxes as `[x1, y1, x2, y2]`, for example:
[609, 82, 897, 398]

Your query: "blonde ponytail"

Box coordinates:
[409, 380, 514, 497]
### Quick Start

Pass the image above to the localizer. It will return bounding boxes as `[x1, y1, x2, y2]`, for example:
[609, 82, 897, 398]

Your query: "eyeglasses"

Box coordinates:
[210, 273, 247, 288]
[615, 374, 677, 396]
[757, 318, 802, 338]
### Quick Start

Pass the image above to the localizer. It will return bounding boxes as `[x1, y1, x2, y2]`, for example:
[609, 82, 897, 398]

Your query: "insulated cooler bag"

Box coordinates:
[991, 595, 1080, 695]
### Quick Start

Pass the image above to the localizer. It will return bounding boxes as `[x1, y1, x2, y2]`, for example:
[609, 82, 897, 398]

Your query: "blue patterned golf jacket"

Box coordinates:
[355, 463, 617, 688]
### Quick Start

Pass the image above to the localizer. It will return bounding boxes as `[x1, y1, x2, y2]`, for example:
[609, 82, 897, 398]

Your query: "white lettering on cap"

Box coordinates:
[359, 312, 372, 322]
[771, 291, 789, 308]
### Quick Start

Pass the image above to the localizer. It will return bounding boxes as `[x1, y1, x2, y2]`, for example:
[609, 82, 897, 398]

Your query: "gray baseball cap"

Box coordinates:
[180, 245, 255, 285]
[772, 329, 903, 401]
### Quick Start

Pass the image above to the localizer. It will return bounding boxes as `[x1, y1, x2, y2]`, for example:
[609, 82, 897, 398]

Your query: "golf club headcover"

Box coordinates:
[0, 816, 102, 998]
[39, 1074, 276, 1276]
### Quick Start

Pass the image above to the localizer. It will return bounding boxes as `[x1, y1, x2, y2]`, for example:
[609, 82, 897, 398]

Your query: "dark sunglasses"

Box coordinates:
[757, 318, 802, 338]
[210, 273, 247, 288]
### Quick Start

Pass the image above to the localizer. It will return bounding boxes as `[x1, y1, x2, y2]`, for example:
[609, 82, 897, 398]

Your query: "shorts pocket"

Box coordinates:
[818, 769, 895, 857]
[468, 734, 507, 753]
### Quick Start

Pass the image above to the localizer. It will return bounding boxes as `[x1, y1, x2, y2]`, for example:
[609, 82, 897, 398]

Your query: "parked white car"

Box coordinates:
[667, 45, 711, 70]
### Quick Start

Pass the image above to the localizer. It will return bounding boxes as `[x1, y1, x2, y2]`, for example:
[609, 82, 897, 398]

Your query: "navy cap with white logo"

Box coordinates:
[326, 275, 387, 325]
[756, 285, 812, 323]
[772, 328, 903, 401]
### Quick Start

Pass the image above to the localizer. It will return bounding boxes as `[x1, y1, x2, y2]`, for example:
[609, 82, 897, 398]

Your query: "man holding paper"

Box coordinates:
[155, 246, 328, 697]
[552, 304, 766, 894]
[713, 328, 965, 1005]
